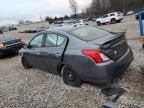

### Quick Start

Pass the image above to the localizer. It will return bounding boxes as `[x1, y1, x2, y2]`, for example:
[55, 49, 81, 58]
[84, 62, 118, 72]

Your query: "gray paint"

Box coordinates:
[20, 26, 133, 83]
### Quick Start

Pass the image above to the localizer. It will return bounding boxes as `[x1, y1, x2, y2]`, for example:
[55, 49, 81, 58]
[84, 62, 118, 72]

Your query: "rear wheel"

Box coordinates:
[117, 20, 121, 23]
[111, 19, 116, 24]
[97, 21, 101, 26]
[0, 52, 3, 58]
[61, 65, 82, 87]
[22, 58, 31, 69]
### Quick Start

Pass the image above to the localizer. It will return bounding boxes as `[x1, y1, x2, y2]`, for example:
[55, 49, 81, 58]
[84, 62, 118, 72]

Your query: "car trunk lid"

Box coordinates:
[89, 32, 128, 61]
[0, 35, 21, 46]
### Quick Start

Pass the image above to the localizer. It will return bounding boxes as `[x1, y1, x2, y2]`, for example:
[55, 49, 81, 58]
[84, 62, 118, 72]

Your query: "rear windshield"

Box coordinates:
[68, 26, 110, 41]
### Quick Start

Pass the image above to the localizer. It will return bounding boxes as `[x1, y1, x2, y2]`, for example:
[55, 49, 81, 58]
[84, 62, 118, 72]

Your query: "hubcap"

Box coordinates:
[66, 71, 75, 82]
[112, 20, 115, 23]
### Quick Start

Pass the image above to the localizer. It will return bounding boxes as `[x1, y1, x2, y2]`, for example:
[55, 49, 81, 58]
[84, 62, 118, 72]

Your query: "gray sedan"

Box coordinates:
[19, 25, 133, 87]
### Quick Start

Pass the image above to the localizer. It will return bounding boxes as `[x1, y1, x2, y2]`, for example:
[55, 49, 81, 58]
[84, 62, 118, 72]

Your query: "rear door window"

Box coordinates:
[45, 33, 66, 47]
[45, 33, 57, 47]
[110, 14, 115, 16]
[57, 35, 66, 46]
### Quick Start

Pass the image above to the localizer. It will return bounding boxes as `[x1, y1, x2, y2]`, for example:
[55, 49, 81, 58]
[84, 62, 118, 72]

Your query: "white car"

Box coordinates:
[96, 12, 123, 26]
[127, 11, 134, 16]
[74, 19, 88, 26]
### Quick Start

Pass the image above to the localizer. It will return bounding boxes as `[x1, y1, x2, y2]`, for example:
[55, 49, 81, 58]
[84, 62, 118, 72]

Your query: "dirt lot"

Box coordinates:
[0, 15, 144, 108]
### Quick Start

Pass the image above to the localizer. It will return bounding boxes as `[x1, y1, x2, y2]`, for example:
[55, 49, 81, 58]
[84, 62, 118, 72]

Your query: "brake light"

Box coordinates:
[82, 50, 110, 64]
[0, 43, 5, 48]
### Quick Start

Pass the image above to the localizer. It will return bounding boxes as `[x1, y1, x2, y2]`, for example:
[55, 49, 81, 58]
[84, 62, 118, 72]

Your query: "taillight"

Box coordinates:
[0, 43, 5, 48]
[82, 50, 110, 64]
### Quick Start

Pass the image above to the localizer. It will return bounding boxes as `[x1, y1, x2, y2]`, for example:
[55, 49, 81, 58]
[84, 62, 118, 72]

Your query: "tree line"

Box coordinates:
[45, 0, 144, 23]
[19, 0, 144, 24]
[86, 0, 144, 17]
[45, 0, 79, 23]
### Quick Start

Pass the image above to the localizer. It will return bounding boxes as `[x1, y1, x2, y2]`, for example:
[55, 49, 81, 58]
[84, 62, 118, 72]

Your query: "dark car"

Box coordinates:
[19, 26, 133, 87]
[0, 35, 25, 57]
[135, 11, 144, 20]
[19, 30, 38, 33]
[8, 26, 17, 31]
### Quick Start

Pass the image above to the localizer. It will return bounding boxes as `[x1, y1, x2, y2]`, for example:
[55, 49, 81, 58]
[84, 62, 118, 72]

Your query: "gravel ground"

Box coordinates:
[0, 15, 144, 108]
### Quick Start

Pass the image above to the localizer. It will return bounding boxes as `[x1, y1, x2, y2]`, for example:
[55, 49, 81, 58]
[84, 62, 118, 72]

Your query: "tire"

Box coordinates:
[136, 16, 139, 20]
[111, 19, 116, 24]
[61, 65, 82, 87]
[22, 58, 31, 69]
[97, 21, 101, 26]
[0, 52, 3, 58]
[117, 20, 121, 23]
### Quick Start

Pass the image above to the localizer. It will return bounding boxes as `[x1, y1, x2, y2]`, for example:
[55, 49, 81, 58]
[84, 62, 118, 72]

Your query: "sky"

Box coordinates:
[0, 0, 92, 25]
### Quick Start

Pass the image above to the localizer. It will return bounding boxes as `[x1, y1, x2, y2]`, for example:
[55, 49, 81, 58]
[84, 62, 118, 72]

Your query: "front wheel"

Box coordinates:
[111, 19, 116, 24]
[22, 58, 31, 69]
[117, 20, 121, 23]
[0, 52, 3, 58]
[61, 66, 82, 87]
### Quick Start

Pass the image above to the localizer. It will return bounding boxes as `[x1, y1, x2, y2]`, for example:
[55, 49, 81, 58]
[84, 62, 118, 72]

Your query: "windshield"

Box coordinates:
[69, 26, 110, 41]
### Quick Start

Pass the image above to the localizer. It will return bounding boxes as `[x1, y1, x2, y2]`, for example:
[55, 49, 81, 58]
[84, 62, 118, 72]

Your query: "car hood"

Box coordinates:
[0, 35, 20, 42]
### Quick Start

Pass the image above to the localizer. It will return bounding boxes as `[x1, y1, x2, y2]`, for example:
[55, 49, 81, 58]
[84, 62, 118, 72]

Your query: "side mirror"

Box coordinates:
[27, 44, 38, 49]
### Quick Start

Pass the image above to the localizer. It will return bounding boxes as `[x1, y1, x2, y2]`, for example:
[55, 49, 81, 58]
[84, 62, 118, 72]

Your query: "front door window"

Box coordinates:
[29, 34, 43, 48]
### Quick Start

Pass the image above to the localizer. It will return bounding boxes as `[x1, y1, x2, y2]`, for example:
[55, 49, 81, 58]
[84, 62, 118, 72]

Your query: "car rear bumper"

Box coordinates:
[81, 47, 133, 83]
[0, 43, 24, 56]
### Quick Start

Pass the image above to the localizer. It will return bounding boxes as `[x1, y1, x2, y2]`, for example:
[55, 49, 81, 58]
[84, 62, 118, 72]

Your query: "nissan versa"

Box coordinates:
[19, 25, 133, 87]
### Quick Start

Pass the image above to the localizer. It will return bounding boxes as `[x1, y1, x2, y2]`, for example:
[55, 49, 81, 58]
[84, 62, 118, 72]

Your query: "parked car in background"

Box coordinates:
[135, 11, 144, 20]
[0, 25, 17, 32]
[54, 20, 63, 24]
[48, 24, 65, 30]
[96, 12, 124, 26]
[74, 19, 88, 25]
[0, 34, 25, 57]
[20, 25, 133, 87]
[19, 29, 38, 33]
[82, 19, 86, 21]
[8, 25, 17, 31]
[67, 19, 76, 24]
[87, 17, 93, 21]
[123, 11, 128, 16]
[92, 16, 100, 21]
[19, 26, 46, 33]
[63, 19, 88, 26]
[126, 11, 135, 16]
